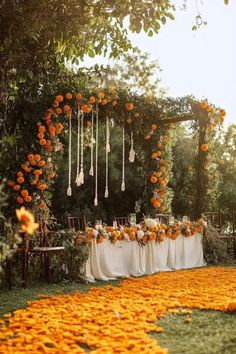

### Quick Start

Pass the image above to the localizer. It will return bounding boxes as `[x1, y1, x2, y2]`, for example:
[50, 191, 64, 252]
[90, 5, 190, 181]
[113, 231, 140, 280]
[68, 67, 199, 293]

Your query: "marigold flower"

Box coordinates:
[153, 200, 161, 208]
[112, 100, 117, 106]
[24, 195, 32, 203]
[21, 190, 29, 197]
[76, 93, 83, 101]
[39, 139, 47, 146]
[37, 132, 44, 139]
[200, 101, 208, 109]
[38, 201, 47, 209]
[150, 175, 157, 184]
[97, 90, 105, 99]
[151, 124, 157, 130]
[16, 196, 24, 204]
[55, 108, 62, 115]
[56, 95, 63, 103]
[101, 99, 107, 106]
[38, 160, 46, 167]
[63, 104, 71, 112]
[125, 102, 134, 111]
[37, 183, 47, 191]
[34, 154, 41, 161]
[66, 93, 73, 100]
[89, 96, 96, 104]
[200, 144, 209, 152]
[38, 125, 46, 133]
[17, 176, 24, 184]
[8, 181, 15, 187]
[16, 207, 39, 235]
[13, 184, 20, 191]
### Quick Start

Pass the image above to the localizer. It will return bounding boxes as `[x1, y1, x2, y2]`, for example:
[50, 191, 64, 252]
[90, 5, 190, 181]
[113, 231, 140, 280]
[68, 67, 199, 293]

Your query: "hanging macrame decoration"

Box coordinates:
[89, 109, 94, 176]
[67, 112, 72, 196]
[94, 105, 99, 206]
[104, 115, 110, 198]
[78, 111, 84, 185]
[121, 124, 126, 192]
[129, 130, 135, 163]
[75, 108, 81, 186]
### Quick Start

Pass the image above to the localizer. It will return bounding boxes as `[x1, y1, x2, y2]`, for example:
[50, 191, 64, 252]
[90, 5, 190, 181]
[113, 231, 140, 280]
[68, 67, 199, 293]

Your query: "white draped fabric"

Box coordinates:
[85, 233, 205, 282]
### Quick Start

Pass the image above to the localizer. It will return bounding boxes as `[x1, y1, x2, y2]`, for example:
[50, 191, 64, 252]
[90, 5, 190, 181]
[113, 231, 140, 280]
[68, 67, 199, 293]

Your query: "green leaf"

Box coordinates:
[148, 30, 153, 37]
[88, 49, 95, 58]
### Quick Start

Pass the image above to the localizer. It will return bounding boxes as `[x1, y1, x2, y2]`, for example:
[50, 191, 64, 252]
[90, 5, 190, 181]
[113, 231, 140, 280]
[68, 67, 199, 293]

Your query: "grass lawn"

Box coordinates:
[0, 266, 236, 354]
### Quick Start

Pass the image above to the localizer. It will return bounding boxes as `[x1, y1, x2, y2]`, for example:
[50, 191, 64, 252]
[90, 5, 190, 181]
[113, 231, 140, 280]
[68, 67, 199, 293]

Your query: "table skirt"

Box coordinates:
[85, 233, 205, 282]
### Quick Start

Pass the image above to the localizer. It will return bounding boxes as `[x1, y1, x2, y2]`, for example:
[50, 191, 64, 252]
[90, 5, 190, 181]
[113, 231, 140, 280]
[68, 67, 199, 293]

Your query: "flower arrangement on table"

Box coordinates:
[86, 218, 206, 245]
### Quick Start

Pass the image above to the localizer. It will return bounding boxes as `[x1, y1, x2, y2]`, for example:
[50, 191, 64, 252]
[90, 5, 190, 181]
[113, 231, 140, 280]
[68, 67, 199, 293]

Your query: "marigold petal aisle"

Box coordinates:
[0, 267, 235, 353]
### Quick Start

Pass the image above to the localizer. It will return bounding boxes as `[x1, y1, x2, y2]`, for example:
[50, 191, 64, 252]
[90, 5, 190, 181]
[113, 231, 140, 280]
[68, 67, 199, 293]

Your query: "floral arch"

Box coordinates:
[7, 88, 225, 220]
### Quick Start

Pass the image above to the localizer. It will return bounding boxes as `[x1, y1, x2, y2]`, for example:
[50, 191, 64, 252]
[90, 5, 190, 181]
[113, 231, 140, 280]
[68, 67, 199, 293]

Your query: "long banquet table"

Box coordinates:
[85, 233, 205, 282]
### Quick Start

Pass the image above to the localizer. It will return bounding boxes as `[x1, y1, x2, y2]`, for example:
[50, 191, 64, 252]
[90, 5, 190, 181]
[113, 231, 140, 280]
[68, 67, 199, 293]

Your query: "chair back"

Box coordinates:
[155, 214, 171, 224]
[233, 211, 236, 236]
[115, 217, 130, 227]
[204, 212, 222, 232]
[67, 216, 87, 231]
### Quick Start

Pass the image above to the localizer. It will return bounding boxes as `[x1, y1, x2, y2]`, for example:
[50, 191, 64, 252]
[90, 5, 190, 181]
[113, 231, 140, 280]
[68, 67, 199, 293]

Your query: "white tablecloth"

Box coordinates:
[85, 233, 205, 282]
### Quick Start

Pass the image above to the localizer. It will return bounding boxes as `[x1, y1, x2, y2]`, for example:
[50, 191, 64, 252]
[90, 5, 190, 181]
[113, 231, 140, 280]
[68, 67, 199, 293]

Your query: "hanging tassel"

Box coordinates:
[75, 108, 81, 186]
[78, 111, 84, 185]
[104, 115, 109, 198]
[121, 124, 126, 192]
[89, 109, 94, 176]
[67, 113, 72, 196]
[94, 104, 99, 206]
[129, 130, 135, 163]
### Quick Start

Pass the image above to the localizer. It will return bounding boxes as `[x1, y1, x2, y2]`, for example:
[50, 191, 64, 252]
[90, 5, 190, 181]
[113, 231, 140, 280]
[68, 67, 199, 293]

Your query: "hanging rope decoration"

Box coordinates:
[94, 105, 99, 206]
[78, 111, 84, 185]
[129, 130, 135, 163]
[104, 115, 110, 198]
[89, 109, 94, 176]
[121, 124, 126, 192]
[67, 112, 72, 196]
[75, 108, 81, 186]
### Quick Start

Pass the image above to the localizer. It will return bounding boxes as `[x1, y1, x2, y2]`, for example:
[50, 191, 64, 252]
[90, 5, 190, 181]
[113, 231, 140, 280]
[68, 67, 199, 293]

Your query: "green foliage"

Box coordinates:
[52, 229, 89, 281]
[92, 47, 166, 97]
[202, 226, 230, 264]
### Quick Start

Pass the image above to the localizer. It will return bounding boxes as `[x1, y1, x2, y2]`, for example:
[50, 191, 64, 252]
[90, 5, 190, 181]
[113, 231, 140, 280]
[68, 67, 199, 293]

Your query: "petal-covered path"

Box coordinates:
[0, 267, 236, 353]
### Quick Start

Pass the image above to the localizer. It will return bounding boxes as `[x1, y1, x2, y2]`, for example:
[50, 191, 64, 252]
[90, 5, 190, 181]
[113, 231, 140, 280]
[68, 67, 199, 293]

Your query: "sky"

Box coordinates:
[81, 0, 236, 127]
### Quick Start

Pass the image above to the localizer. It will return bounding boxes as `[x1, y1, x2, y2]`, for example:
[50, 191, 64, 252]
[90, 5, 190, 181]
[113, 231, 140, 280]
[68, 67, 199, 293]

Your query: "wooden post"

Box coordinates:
[196, 117, 208, 219]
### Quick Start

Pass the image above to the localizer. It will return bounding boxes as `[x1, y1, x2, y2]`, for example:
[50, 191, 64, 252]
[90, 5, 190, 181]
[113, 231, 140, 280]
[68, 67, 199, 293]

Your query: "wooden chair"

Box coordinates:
[67, 216, 87, 231]
[233, 211, 236, 236]
[115, 217, 130, 227]
[204, 212, 222, 233]
[155, 214, 171, 224]
[29, 219, 64, 283]
[5, 231, 29, 290]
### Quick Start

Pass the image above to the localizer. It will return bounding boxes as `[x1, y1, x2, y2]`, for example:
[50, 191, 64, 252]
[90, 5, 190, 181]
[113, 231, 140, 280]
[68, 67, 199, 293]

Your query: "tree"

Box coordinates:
[0, 0, 175, 103]
[90, 47, 166, 97]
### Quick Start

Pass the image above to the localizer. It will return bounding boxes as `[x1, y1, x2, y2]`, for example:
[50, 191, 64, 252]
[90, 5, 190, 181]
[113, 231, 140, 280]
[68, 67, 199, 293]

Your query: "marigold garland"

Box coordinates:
[0, 267, 235, 353]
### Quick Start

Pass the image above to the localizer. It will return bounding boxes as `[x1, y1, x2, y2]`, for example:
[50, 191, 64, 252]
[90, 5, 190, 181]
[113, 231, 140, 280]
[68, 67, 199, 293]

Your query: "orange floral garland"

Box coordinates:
[0, 267, 235, 353]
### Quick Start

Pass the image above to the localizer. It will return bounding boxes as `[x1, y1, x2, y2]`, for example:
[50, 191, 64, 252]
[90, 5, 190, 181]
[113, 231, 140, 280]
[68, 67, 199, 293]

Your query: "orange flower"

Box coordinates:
[38, 201, 46, 209]
[76, 93, 83, 101]
[24, 195, 32, 203]
[56, 123, 63, 130]
[112, 100, 117, 106]
[151, 124, 157, 130]
[34, 169, 42, 176]
[37, 183, 47, 191]
[200, 101, 208, 109]
[63, 104, 71, 112]
[66, 93, 73, 100]
[31, 179, 38, 186]
[55, 107, 62, 115]
[34, 154, 41, 161]
[89, 96, 96, 104]
[219, 109, 226, 117]
[150, 175, 157, 184]
[30, 160, 37, 166]
[125, 102, 134, 111]
[21, 190, 28, 197]
[27, 154, 34, 161]
[153, 200, 161, 208]
[38, 125, 46, 133]
[17, 176, 24, 184]
[39, 139, 47, 146]
[17, 171, 23, 177]
[16, 196, 24, 204]
[200, 144, 209, 152]
[56, 95, 63, 103]
[37, 132, 44, 139]
[126, 118, 132, 124]
[16, 206, 38, 234]
[151, 153, 158, 159]
[46, 140, 51, 146]
[53, 100, 59, 108]
[13, 185, 20, 191]
[38, 160, 45, 167]
[97, 90, 105, 99]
